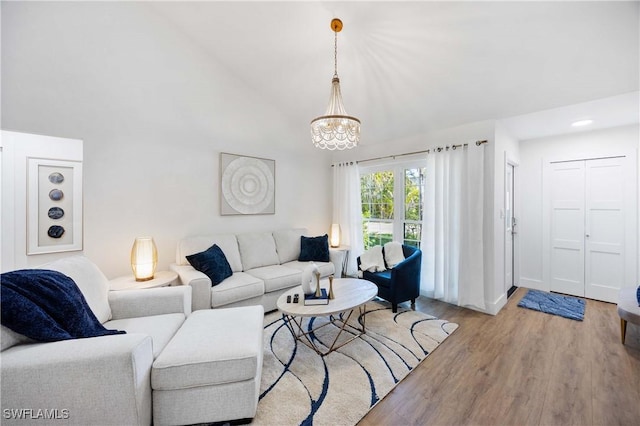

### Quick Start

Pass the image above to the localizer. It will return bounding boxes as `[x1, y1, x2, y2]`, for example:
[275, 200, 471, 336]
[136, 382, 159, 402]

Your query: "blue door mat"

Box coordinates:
[517, 289, 585, 321]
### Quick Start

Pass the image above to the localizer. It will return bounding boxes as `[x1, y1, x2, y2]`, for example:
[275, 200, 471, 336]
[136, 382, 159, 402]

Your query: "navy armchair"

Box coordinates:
[357, 245, 422, 313]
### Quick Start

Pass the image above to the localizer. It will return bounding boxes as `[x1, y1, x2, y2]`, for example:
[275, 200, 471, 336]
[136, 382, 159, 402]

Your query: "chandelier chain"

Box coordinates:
[334, 30, 338, 77]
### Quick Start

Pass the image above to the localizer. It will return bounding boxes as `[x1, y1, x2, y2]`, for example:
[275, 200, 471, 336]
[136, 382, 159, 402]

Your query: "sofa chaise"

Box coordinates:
[171, 228, 343, 312]
[1, 256, 264, 426]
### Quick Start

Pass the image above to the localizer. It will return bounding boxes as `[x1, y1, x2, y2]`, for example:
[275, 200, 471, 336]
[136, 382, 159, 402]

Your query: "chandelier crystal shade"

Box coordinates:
[310, 18, 360, 150]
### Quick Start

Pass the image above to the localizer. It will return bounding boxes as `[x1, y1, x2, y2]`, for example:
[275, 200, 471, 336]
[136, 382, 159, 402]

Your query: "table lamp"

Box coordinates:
[131, 236, 157, 281]
[329, 224, 341, 248]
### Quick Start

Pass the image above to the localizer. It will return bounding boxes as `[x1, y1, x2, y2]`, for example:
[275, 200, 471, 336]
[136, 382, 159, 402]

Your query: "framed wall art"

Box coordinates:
[27, 158, 83, 254]
[220, 153, 275, 215]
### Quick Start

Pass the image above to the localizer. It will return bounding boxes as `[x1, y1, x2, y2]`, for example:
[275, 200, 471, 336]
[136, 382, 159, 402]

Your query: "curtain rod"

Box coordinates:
[332, 140, 488, 167]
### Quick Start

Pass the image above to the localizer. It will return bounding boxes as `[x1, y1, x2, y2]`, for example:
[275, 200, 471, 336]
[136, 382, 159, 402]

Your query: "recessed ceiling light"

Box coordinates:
[571, 119, 593, 127]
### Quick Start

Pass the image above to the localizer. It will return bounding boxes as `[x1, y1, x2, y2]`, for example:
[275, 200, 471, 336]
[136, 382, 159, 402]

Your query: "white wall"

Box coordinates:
[1, 131, 84, 271]
[519, 124, 639, 290]
[490, 121, 521, 313]
[1, 2, 332, 277]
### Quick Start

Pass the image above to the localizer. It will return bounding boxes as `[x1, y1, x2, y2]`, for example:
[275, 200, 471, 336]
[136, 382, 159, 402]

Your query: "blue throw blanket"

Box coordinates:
[1, 269, 125, 342]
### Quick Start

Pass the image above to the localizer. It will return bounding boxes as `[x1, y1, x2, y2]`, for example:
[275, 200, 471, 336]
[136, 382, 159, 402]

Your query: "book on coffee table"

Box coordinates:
[304, 288, 329, 305]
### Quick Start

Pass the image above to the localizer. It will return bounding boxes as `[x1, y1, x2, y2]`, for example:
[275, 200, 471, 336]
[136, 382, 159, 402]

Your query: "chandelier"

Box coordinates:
[310, 18, 360, 150]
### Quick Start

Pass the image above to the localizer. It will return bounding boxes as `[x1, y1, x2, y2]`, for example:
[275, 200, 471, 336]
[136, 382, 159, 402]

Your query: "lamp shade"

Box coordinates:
[131, 237, 157, 281]
[329, 224, 341, 248]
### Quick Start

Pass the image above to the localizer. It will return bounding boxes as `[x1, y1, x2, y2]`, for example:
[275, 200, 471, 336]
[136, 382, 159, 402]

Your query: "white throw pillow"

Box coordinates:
[359, 245, 386, 273]
[384, 242, 405, 268]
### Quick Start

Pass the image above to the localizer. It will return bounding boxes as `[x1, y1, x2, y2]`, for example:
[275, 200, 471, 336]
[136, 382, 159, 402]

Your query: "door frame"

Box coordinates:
[542, 150, 638, 297]
[504, 153, 520, 296]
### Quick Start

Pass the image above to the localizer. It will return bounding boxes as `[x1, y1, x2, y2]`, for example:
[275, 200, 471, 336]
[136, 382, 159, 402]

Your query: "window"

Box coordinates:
[360, 162, 426, 250]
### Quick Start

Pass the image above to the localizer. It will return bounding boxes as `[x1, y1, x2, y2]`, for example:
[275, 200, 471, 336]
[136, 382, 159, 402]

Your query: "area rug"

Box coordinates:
[253, 301, 458, 426]
[517, 289, 585, 321]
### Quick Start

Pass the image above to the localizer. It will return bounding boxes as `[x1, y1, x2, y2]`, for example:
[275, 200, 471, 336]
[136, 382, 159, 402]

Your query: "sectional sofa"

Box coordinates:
[1, 256, 264, 425]
[171, 228, 343, 312]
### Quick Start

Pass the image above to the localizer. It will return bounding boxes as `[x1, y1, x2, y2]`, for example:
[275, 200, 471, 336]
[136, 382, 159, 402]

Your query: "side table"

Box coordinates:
[329, 245, 350, 278]
[110, 270, 178, 291]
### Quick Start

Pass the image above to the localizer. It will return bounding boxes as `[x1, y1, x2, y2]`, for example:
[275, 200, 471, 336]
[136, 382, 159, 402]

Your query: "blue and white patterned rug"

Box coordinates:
[253, 301, 458, 426]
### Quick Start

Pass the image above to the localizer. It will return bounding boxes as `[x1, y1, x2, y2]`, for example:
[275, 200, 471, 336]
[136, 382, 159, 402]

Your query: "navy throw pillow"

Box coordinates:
[298, 235, 330, 262]
[186, 244, 233, 286]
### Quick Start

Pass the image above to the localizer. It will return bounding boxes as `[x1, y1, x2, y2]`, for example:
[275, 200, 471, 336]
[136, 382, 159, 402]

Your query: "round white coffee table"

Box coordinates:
[277, 278, 377, 356]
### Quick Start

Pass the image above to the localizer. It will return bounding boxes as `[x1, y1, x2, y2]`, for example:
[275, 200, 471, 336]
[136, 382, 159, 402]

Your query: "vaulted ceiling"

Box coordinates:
[148, 1, 639, 145]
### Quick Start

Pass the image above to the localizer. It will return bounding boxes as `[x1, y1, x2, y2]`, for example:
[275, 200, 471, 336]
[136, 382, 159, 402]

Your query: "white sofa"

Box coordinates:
[1, 256, 264, 426]
[171, 228, 343, 312]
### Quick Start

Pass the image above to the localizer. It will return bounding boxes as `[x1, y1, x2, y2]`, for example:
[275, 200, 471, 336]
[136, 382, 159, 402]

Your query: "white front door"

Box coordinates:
[549, 161, 585, 297]
[505, 163, 514, 294]
[584, 157, 626, 302]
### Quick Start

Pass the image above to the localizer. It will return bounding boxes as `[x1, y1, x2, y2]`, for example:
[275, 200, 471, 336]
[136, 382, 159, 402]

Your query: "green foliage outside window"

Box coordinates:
[361, 167, 425, 250]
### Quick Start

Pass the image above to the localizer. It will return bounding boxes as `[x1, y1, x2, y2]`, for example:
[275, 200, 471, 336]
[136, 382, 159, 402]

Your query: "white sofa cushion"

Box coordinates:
[105, 313, 185, 358]
[1, 325, 33, 351]
[245, 265, 302, 293]
[273, 228, 307, 264]
[152, 307, 263, 390]
[283, 260, 335, 277]
[43, 255, 112, 323]
[237, 232, 279, 270]
[210, 272, 264, 308]
[177, 234, 243, 273]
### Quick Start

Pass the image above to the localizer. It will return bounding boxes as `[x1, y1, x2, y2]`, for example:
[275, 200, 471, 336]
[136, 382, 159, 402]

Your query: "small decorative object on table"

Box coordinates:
[328, 275, 335, 299]
[314, 271, 322, 297]
[304, 288, 329, 305]
[301, 263, 319, 295]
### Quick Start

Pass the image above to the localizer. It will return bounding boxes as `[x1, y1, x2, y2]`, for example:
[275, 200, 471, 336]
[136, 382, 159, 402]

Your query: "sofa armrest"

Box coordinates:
[170, 264, 211, 311]
[1, 334, 153, 426]
[109, 286, 192, 320]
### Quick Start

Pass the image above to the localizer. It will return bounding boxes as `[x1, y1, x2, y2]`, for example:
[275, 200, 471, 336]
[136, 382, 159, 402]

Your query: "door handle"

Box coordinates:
[586, 234, 590, 238]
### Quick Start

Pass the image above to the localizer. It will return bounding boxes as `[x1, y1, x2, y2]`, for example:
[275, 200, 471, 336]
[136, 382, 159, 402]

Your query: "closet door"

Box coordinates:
[584, 157, 626, 302]
[549, 161, 585, 297]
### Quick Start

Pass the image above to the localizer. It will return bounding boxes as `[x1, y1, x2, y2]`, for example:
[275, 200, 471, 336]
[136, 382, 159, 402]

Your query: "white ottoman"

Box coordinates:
[617, 287, 640, 345]
[152, 306, 264, 425]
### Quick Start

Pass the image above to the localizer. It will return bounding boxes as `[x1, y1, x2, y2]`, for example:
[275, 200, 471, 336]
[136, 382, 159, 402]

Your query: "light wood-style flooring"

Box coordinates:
[359, 288, 640, 426]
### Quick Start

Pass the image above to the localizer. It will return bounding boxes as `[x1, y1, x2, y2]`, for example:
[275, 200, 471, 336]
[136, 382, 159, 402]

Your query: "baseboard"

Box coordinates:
[519, 277, 547, 292]
[483, 293, 507, 316]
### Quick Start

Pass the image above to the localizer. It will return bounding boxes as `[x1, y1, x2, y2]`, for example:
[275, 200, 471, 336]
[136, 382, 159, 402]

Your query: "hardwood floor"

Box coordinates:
[359, 288, 640, 426]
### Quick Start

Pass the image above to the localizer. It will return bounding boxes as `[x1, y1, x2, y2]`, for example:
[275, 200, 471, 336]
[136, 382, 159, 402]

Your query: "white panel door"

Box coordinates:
[505, 163, 514, 294]
[584, 158, 626, 302]
[549, 161, 585, 297]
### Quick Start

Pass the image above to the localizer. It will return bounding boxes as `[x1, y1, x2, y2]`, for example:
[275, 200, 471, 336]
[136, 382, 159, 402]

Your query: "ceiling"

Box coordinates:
[149, 1, 639, 145]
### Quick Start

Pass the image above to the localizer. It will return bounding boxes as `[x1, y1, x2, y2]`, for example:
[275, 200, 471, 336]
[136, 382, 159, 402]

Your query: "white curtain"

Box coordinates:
[332, 162, 364, 276]
[420, 143, 486, 310]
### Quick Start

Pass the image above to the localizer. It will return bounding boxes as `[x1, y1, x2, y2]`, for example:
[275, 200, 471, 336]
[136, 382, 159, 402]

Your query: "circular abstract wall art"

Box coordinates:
[221, 156, 274, 214]
[48, 172, 65, 184]
[49, 189, 64, 201]
[47, 225, 65, 239]
[48, 207, 65, 220]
